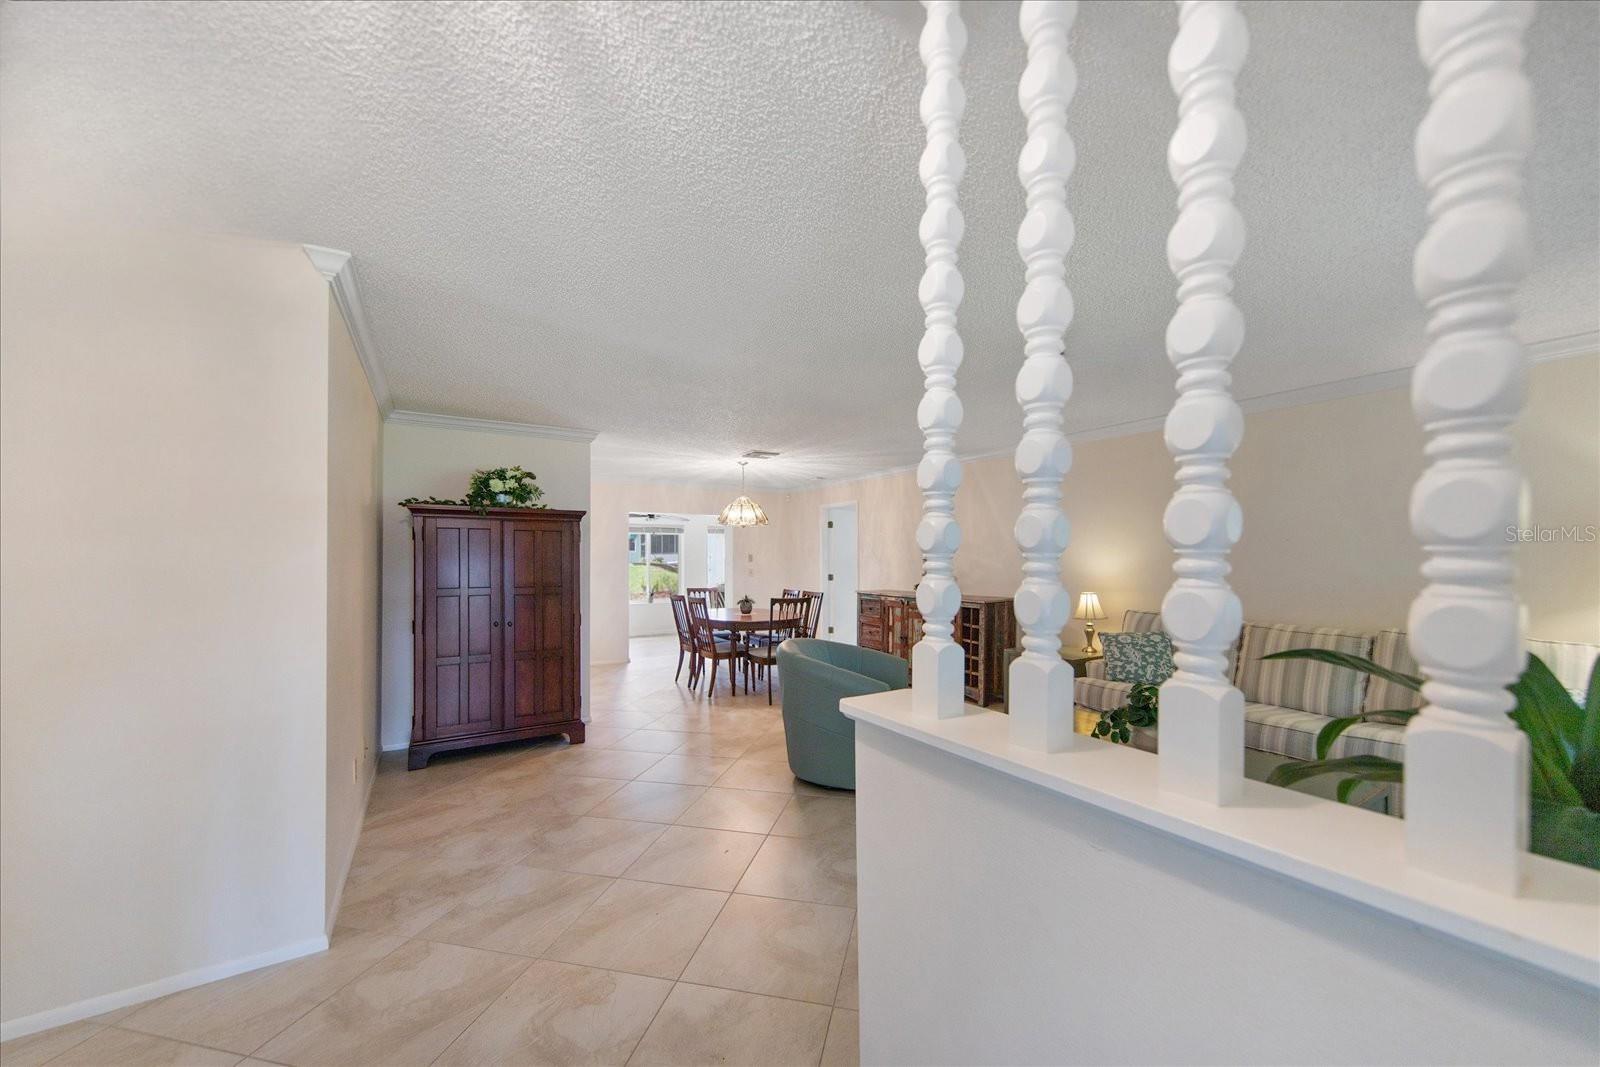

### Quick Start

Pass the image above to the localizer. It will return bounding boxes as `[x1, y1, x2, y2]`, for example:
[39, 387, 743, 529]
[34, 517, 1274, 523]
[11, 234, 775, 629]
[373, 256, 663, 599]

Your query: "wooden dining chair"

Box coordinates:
[687, 586, 725, 608]
[743, 596, 808, 705]
[669, 594, 698, 685]
[688, 596, 741, 697]
[782, 588, 803, 598]
[801, 590, 825, 638]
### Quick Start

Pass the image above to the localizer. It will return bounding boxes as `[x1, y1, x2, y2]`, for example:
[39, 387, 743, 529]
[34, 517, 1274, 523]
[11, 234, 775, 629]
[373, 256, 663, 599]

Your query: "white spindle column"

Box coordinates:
[1404, 0, 1535, 894]
[913, 0, 968, 719]
[1157, 0, 1249, 804]
[1009, 0, 1079, 752]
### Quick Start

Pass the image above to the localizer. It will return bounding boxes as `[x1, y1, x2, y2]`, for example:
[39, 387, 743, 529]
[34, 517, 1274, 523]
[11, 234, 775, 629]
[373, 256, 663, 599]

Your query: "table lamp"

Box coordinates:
[1075, 591, 1107, 653]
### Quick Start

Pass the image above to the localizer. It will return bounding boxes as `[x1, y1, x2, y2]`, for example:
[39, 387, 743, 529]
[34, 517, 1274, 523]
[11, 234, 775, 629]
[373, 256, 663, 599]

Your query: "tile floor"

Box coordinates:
[1, 636, 859, 1067]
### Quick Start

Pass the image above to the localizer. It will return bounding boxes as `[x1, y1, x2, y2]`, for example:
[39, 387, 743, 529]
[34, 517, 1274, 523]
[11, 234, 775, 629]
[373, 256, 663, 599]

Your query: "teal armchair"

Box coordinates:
[776, 638, 910, 790]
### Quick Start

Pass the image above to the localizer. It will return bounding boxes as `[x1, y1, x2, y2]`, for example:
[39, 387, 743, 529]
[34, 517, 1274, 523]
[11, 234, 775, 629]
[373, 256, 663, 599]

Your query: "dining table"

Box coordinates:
[704, 606, 804, 653]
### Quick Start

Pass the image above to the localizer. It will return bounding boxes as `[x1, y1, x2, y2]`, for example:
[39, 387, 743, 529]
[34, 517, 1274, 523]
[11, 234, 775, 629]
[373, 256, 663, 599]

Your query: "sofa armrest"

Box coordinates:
[1084, 657, 1107, 679]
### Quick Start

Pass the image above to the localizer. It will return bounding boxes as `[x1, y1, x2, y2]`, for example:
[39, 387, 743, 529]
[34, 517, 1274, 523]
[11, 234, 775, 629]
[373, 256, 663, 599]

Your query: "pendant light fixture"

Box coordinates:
[718, 461, 769, 528]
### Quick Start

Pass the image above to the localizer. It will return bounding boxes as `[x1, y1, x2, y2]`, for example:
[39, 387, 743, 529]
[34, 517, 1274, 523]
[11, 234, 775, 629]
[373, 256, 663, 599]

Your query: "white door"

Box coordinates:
[821, 504, 859, 643]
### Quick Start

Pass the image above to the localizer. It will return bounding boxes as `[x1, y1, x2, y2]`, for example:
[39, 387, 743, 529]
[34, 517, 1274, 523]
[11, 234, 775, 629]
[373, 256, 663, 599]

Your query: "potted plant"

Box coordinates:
[1262, 649, 1600, 871]
[737, 594, 755, 615]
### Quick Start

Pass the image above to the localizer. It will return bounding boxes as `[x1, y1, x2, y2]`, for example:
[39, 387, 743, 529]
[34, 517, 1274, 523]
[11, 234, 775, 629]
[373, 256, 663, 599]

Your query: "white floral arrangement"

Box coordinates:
[400, 466, 546, 514]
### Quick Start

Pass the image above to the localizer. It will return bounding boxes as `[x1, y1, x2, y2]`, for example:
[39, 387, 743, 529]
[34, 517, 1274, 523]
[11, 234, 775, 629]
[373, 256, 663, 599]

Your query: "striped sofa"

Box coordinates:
[1077, 610, 1599, 766]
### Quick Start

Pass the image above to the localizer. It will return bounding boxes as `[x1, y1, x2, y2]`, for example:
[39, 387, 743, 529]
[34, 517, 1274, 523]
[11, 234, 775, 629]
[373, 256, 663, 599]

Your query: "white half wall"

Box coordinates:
[854, 721, 1600, 1066]
[0, 224, 332, 1031]
[380, 419, 593, 749]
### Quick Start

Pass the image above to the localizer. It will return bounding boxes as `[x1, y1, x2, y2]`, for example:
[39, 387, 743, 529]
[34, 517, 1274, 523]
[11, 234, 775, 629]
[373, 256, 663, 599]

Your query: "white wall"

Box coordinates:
[381, 420, 592, 749]
[324, 306, 382, 927]
[855, 723, 1600, 1066]
[0, 224, 332, 1031]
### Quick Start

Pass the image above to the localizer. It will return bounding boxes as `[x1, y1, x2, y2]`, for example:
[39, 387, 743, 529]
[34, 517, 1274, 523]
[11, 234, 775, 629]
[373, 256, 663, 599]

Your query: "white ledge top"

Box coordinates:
[841, 688, 1600, 990]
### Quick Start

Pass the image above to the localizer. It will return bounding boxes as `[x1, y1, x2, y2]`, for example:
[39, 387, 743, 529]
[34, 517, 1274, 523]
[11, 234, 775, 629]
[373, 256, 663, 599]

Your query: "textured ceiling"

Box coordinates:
[3, 1, 1596, 489]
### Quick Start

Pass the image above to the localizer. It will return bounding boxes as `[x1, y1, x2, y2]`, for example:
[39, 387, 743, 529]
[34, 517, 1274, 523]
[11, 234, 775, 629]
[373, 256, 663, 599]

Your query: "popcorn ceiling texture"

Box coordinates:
[2, 1, 1595, 488]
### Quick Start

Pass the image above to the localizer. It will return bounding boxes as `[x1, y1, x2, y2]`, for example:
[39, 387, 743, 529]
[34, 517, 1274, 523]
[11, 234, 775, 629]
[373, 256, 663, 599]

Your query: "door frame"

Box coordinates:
[818, 501, 860, 643]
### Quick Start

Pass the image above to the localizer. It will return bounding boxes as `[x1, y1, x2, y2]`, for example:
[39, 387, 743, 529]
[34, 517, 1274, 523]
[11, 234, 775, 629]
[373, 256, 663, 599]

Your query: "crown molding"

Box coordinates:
[386, 409, 600, 443]
[303, 245, 393, 415]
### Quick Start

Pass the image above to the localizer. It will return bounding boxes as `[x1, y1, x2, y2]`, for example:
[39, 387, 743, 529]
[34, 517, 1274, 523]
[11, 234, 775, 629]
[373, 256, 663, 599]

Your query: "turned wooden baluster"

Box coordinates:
[1157, 0, 1249, 803]
[1009, 0, 1080, 752]
[1404, 0, 1536, 894]
[912, 0, 968, 719]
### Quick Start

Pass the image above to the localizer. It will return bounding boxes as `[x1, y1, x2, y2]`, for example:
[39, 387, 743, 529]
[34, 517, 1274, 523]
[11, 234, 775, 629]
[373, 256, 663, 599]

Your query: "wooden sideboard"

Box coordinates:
[407, 504, 585, 769]
[857, 589, 1016, 707]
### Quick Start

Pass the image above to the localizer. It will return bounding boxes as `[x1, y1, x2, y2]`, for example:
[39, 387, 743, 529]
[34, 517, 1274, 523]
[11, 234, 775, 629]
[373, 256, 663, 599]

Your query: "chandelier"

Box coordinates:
[718, 461, 769, 528]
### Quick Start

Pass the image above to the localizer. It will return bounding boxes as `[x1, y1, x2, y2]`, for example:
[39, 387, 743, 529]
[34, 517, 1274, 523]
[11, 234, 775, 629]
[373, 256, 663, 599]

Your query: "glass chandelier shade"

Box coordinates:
[719, 461, 769, 528]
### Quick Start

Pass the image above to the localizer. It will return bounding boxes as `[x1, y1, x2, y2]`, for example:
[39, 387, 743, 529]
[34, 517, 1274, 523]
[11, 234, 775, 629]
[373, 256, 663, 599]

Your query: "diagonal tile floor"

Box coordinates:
[3, 636, 859, 1067]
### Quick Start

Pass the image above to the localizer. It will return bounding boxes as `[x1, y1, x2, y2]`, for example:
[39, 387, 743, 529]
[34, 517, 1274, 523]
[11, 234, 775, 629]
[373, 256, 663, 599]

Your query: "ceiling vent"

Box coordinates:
[741, 449, 781, 459]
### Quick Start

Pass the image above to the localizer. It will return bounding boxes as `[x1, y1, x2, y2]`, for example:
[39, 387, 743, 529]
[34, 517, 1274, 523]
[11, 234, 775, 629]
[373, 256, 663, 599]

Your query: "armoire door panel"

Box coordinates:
[436, 528, 461, 589]
[422, 516, 502, 738]
[505, 522, 573, 727]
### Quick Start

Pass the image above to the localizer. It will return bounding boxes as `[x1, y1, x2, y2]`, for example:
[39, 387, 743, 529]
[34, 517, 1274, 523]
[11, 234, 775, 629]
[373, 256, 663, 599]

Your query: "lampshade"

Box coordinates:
[1075, 591, 1106, 621]
[718, 495, 769, 528]
[719, 461, 769, 528]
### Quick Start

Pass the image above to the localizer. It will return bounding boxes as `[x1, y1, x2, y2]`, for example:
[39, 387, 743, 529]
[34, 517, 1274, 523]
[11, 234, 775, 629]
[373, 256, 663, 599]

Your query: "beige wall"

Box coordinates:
[757, 353, 1599, 646]
[0, 225, 332, 1030]
[589, 481, 783, 664]
[324, 307, 382, 926]
[381, 424, 592, 748]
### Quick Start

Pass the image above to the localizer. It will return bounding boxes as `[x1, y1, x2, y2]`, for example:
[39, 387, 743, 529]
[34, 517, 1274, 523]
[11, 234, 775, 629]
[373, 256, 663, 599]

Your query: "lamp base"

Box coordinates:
[1082, 623, 1098, 654]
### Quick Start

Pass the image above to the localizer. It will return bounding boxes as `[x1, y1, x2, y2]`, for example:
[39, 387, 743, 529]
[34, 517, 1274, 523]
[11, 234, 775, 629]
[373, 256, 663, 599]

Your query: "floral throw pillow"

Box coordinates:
[1101, 631, 1176, 685]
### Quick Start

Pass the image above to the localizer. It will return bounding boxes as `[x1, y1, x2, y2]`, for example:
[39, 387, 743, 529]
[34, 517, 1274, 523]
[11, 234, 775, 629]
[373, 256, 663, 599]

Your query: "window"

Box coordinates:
[707, 526, 727, 600]
[628, 525, 682, 603]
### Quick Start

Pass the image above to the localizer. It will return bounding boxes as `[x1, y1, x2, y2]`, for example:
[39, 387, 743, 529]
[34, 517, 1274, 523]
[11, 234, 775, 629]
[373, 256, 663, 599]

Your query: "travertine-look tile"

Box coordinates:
[736, 827, 856, 906]
[821, 1008, 860, 1067]
[628, 982, 832, 1067]
[680, 893, 854, 1004]
[434, 961, 670, 1066]
[544, 879, 727, 980]
[715, 757, 827, 795]
[514, 816, 665, 877]
[417, 865, 610, 957]
[586, 781, 706, 824]
[0, 1020, 102, 1067]
[835, 921, 858, 1009]
[670, 732, 753, 759]
[254, 940, 528, 1067]
[674, 787, 791, 834]
[43, 1028, 241, 1066]
[621, 825, 764, 891]
[335, 853, 504, 937]
[607, 729, 692, 754]
[771, 795, 855, 839]
[474, 773, 626, 817]
[540, 747, 664, 781]
[585, 710, 658, 731]
[635, 754, 734, 786]
[120, 929, 405, 1054]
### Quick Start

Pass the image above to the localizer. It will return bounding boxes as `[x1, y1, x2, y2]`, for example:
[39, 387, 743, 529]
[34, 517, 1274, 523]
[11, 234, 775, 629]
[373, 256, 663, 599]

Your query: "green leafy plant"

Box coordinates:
[399, 467, 547, 515]
[1262, 648, 1600, 871]
[1094, 682, 1159, 744]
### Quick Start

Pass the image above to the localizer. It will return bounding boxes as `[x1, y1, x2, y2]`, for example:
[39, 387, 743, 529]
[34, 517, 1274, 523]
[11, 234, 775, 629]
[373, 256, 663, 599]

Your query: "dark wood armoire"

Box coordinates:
[407, 504, 585, 769]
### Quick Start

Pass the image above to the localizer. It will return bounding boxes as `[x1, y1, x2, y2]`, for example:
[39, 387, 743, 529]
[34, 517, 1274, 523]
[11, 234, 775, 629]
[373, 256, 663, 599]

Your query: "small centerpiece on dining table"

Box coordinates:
[737, 595, 755, 615]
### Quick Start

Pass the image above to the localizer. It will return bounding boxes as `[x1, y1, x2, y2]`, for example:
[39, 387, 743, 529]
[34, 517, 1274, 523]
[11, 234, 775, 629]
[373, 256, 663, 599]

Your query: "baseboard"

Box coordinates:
[325, 761, 378, 937]
[0, 934, 329, 1042]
